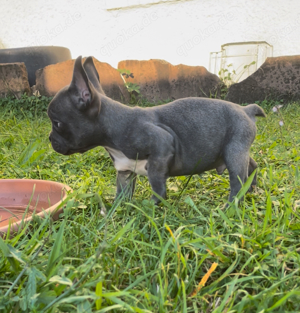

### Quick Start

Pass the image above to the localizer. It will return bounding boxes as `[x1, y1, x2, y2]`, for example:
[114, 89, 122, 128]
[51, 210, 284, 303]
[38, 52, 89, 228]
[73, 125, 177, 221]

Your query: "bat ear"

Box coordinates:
[69, 56, 93, 110]
[69, 56, 100, 115]
[83, 57, 105, 94]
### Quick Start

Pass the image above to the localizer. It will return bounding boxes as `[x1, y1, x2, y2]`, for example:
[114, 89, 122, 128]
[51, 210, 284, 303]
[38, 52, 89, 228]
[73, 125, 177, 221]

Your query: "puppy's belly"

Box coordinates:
[105, 147, 148, 176]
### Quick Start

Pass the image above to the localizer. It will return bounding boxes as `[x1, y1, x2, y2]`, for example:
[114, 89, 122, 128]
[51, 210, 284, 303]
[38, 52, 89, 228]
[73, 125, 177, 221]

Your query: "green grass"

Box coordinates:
[0, 96, 299, 312]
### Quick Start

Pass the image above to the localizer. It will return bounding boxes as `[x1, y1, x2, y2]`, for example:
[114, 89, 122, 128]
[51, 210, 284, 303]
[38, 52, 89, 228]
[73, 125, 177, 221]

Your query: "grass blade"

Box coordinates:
[45, 221, 65, 278]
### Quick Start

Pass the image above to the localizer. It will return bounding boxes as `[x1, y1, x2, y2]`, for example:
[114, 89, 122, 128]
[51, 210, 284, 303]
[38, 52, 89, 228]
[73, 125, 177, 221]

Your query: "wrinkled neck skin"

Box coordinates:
[92, 94, 134, 148]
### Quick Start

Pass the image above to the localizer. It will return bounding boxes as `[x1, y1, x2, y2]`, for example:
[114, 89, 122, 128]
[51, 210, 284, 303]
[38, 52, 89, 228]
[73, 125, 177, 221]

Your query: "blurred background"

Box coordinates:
[1, 0, 299, 69]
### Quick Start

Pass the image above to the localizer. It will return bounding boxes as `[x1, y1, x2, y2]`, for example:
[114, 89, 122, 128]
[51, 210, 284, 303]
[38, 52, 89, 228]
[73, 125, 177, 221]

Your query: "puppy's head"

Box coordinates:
[48, 56, 104, 155]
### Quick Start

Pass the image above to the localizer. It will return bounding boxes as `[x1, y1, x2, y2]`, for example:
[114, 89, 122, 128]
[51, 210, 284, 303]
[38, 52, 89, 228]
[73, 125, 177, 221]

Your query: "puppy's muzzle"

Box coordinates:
[49, 134, 64, 154]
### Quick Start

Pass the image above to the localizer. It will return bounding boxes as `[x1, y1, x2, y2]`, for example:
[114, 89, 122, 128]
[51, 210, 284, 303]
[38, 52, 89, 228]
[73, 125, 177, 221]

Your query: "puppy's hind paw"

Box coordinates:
[248, 184, 256, 193]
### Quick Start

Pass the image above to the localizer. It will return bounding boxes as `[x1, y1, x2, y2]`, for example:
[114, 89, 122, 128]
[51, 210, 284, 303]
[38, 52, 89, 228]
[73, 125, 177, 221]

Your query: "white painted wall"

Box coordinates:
[1, 0, 299, 70]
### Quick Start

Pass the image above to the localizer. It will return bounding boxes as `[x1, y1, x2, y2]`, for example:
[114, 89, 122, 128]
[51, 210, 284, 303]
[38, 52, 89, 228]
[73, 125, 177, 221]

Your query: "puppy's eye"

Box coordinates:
[54, 121, 62, 128]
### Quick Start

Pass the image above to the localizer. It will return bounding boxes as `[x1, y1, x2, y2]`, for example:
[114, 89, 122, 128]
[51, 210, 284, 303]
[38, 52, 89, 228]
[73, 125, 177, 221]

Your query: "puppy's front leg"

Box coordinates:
[115, 170, 137, 201]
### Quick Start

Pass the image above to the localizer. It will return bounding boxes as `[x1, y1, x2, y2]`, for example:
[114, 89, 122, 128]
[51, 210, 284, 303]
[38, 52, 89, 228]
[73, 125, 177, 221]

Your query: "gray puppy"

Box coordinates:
[48, 56, 266, 204]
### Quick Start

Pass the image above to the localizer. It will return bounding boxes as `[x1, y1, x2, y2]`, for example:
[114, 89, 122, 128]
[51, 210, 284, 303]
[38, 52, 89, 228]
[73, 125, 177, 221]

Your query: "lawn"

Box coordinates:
[0, 95, 299, 312]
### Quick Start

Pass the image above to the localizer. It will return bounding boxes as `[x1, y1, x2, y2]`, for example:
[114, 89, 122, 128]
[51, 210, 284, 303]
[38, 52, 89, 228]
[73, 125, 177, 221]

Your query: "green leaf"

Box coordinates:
[0, 237, 20, 271]
[7, 244, 27, 264]
[265, 290, 300, 312]
[46, 221, 65, 277]
[216, 206, 234, 228]
[0, 236, 11, 256]
[110, 218, 135, 244]
[263, 191, 272, 233]
[235, 169, 257, 202]
[181, 279, 187, 313]
[77, 300, 92, 313]
[18, 140, 41, 167]
[213, 277, 238, 313]
[31, 267, 46, 282]
[289, 223, 300, 230]
[26, 267, 37, 309]
[49, 275, 73, 286]
[57, 295, 97, 304]
[35, 290, 56, 306]
[29, 148, 46, 164]
[95, 280, 103, 310]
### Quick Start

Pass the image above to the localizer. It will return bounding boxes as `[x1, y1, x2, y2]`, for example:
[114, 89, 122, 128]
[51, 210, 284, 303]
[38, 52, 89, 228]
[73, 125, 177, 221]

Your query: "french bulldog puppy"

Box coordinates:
[48, 56, 265, 204]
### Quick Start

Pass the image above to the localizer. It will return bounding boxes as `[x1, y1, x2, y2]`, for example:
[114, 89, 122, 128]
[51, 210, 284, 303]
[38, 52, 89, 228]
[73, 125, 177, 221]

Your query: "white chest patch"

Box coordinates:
[105, 147, 148, 176]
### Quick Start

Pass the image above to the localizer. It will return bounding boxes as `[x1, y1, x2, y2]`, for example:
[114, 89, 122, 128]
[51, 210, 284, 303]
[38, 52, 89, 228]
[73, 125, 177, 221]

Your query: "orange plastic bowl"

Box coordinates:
[0, 179, 72, 236]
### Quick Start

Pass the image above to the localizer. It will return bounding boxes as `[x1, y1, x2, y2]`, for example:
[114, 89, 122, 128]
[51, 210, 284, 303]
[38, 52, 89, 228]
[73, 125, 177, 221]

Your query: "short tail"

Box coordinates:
[243, 104, 266, 122]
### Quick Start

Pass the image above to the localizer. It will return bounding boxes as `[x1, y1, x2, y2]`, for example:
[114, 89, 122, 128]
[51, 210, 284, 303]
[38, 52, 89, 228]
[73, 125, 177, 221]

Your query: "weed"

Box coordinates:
[118, 69, 141, 104]
[0, 94, 51, 119]
[219, 61, 256, 87]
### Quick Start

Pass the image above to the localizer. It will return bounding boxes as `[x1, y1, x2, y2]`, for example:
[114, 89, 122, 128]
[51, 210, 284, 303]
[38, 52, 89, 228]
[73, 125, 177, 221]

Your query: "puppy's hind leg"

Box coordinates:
[248, 157, 257, 192]
[224, 150, 249, 203]
[216, 163, 227, 175]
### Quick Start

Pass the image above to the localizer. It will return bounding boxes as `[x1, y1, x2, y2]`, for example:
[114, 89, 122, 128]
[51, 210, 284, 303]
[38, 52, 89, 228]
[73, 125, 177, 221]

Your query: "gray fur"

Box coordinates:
[48, 56, 266, 204]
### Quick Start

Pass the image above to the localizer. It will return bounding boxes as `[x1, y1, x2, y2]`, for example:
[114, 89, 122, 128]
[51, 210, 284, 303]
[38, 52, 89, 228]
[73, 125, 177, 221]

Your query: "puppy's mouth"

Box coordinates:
[50, 138, 69, 155]
[49, 135, 97, 155]
[65, 145, 98, 155]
